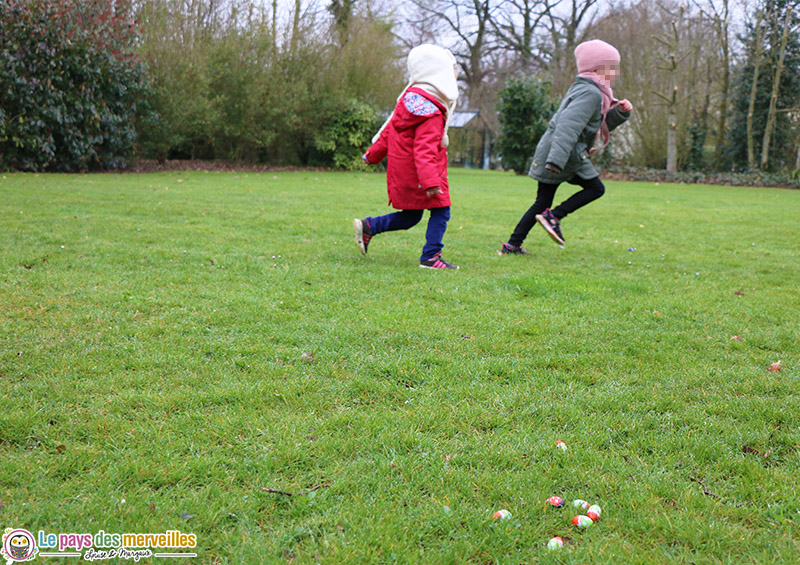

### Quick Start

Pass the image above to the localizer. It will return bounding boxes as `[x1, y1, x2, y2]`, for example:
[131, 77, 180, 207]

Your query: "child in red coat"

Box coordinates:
[354, 44, 459, 269]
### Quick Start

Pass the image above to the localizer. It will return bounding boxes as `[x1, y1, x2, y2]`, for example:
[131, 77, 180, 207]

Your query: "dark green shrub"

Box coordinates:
[0, 0, 152, 171]
[686, 113, 707, 172]
[310, 99, 382, 170]
[496, 76, 558, 174]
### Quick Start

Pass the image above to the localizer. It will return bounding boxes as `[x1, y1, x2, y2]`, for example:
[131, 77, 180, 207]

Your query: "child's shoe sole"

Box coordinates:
[535, 214, 565, 245]
[353, 219, 367, 255]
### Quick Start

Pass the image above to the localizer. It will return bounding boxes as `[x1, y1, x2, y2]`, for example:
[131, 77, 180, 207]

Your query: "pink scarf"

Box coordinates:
[578, 71, 618, 149]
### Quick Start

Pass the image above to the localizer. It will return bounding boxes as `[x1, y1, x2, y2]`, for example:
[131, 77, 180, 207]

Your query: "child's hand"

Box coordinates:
[618, 99, 633, 113]
[425, 187, 442, 198]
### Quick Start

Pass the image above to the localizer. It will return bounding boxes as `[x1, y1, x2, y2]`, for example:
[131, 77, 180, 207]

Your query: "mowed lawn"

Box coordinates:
[1, 168, 798, 563]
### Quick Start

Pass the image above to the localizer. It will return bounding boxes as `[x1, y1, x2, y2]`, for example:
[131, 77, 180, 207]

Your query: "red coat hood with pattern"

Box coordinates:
[364, 87, 450, 210]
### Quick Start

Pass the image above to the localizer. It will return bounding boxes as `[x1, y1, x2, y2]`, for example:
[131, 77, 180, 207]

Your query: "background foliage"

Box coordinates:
[134, 0, 401, 168]
[725, 0, 800, 171]
[0, 0, 151, 171]
[496, 76, 558, 175]
[2, 0, 800, 174]
[311, 98, 382, 170]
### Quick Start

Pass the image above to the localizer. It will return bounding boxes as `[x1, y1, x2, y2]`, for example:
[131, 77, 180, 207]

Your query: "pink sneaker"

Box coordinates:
[419, 253, 459, 269]
[499, 242, 531, 255]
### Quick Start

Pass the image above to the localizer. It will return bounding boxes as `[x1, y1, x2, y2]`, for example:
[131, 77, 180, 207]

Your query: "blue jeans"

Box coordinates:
[367, 207, 451, 261]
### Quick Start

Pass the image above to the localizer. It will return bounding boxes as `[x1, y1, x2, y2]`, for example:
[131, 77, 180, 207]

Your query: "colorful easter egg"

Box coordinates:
[572, 499, 590, 511]
[492, 509, 511, 520]
[587, 504, 602, 521]
[572, 515, 593, 528]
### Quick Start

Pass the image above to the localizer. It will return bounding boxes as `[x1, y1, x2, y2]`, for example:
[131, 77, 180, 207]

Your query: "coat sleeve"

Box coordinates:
[546, 89, 601, 170]
[364, 126, 389, 164]
[605, 105, 630, 132]
[413, 115, 444, 189]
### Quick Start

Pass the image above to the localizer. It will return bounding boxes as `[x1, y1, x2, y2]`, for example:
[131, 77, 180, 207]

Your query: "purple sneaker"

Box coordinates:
[499, 242, 531, 255]
[535, 208, 565, 245]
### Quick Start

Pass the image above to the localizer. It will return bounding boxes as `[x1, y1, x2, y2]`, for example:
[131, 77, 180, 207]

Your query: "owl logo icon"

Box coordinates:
[1, 528, 38, 563]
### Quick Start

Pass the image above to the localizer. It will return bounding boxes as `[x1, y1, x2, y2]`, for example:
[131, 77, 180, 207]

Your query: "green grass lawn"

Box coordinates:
[1, 168, 798, 563]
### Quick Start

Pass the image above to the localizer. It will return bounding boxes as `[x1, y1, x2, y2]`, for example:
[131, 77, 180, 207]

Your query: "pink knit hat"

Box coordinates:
[574, 40, 620, 73]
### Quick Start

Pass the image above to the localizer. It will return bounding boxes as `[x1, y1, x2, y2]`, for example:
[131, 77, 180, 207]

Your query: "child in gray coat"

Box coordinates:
[500, 39, 633, 254]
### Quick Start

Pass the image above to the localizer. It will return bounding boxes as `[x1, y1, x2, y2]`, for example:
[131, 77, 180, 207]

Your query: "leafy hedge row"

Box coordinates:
[605, 167, 800, 189]
[0, 0, 151, 171]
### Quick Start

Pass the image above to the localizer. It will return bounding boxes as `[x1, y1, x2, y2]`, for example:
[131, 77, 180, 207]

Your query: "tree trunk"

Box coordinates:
[701, 59, 712, 133]
[482, 128, 491, 170]
[667, 92, 678, 172]
[760, 7, 792, 170]
[654, 10, 683, 173]
[795, 141, 800, 170]
[272, 0, 278, 50]
[713, 8, 730, 170]
[290, 0, 301, 55]
[746, 11, 766, 171]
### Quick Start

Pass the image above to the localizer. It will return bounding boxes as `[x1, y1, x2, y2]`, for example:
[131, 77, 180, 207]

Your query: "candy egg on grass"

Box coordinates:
[587, 504, 602, 521]
[572, 515, 593, 528]
[492, 509, 511, 521]
[555, 440, 568, 451]
[572, 499, 590, 511]
[547, 536, 564, 550]
[546, 496, 566, 508]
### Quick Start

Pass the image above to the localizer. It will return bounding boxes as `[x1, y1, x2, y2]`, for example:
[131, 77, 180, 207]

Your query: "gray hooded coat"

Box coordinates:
[528, 77, 629, 183]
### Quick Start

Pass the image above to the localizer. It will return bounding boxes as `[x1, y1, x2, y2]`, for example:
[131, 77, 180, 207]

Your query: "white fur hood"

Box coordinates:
[407, 44, 459, 104]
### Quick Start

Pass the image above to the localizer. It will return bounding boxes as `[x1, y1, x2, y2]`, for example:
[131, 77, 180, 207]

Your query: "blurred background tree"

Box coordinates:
[724, 0, 800, 171]
[4, 0, 800, 174]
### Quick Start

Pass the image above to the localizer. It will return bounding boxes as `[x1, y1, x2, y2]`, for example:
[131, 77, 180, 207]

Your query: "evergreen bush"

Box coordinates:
[0, 0, 152, 171]
[496, 76, 557, 174]
[311, 99, 382, 170]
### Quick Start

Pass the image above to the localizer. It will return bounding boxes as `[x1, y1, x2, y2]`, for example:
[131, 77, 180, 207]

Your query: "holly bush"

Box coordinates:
[0, 0, 152, 171]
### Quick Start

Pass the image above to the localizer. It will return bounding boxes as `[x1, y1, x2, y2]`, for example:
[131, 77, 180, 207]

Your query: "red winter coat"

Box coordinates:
[365, 87, 451, 210]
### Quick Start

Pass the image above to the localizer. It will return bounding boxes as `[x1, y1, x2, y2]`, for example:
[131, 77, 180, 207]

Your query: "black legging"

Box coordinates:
[508, 176, 605, 247]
